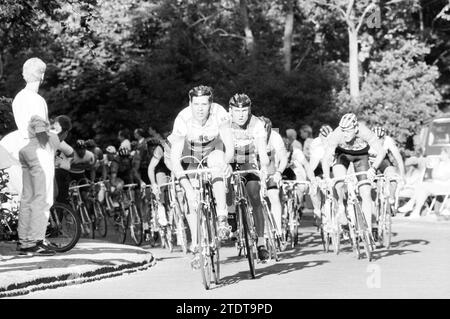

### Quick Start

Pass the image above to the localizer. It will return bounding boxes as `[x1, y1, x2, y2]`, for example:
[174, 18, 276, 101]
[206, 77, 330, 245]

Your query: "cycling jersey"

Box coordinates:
[327, 123, 378, 155]
[152, 144, 171, 175]
[265, 129, 287, 189]
[265, 130, 287, 175]
[163, 135, 173, 171]
[369, 135, 398, 172]
[232, 115, 266, 164]
[172, 103, 229, 161]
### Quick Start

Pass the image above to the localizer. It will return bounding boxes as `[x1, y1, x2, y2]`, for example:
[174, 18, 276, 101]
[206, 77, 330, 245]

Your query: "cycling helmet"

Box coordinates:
[372, 126, 386, 138]
[229, 93, 252, 108]
[339, 113, 358, 130]
[75, 139, 86, 149]
[105, 145, 117, 154]
[188, 85, 213, 101]
[118, 147, 130, 157]
[319, 125, 333, 138]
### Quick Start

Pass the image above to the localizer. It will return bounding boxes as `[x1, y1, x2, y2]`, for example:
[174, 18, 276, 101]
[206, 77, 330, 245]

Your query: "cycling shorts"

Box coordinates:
[334, 145, 370, 181]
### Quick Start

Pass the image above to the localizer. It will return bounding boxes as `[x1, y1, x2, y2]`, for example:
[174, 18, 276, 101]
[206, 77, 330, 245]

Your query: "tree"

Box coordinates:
[334, 38, 442, 152]
[314, 0, 381, 101]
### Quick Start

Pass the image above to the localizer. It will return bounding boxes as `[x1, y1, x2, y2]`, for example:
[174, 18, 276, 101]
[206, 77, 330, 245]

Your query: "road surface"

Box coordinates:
[11, 214, 450, 299]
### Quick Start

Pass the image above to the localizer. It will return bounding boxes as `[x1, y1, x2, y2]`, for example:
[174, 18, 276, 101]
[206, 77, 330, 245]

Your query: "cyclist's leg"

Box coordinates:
[384, 165, 399, 205]
[266, 175, 282, 234]
[245, 177, 264, 244]
[293, 166, 307, 208]
[207, 150, 230, 238]
[156, 172, 169, 225]
[354, 155, 375, 232]
[332, 154, 349, 225]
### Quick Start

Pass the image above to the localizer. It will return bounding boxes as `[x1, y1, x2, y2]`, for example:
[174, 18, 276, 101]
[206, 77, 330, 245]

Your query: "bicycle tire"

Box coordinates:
[383, 201, 392, 249]
[129, 203, 143, 246]
[319, 226, 326, 252]
[207, 185, 220, 285]
[79, 204, 94, 239]
[363, 231, 372, 261]
[46, 202, 81, 252]
[239, 201, 256, 279]
[174, 203, 188, 254]
[117, 206, 129, 244]
[197, 204, 212, 290]
[93, 200, 107, 238]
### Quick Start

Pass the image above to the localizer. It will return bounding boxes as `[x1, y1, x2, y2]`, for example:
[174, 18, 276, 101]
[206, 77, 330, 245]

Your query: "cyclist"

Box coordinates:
[322, 113, 387, 233]
[309, 124, 334, 225]
[227, 93, 271, 261]
[134, 128, 151, 185]
[170, 85, 234, 269]
[148, 132, 172, 227]
[259, 116, 288, 235]
[370, 127, 405, 219]
[282, 129, 318, 224]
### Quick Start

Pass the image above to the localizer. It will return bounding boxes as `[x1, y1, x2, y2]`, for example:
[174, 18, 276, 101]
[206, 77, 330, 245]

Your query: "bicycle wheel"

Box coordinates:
[239, 201, 256, 279]
[116, 206, 129, 244]
[93, 200, 107, 238]
[174, 203, 188, 254]
[330, 199, 340, 255]
[209, 208, 220, 285]
[319, 226, 326, 252]
[197, 204, 212, 290]
[382, 201, 392, 249]
[79, 204, 94, 239]
[46, 202, 81, 252]
[128, 203, 143, 246]
[363, 231, 373, 261]
[263, 207, 279, 261]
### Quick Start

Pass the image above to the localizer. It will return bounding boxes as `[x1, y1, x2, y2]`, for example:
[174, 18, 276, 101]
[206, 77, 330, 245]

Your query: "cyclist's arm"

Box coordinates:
[362, 126, 387, 170]
[273, 132, 288, 173]
[131, 152, 144, 184]
[322, 133, 338, 180]
[218, 122, 234, 164]
[148, 145, 164, 185]
[294, 149, 316, 182]
[385, 136, 405, 177]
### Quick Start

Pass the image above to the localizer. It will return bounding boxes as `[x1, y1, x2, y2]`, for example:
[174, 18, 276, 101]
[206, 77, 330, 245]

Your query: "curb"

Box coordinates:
[0, 253, 156, 298]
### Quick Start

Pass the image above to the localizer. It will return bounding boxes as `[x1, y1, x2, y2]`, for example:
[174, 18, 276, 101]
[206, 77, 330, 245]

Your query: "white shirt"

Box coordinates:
[266, 130, 288, 166]
[55, 141, 74, 171]
[172, 103, 230, 154]
[12, 88, 48, 139]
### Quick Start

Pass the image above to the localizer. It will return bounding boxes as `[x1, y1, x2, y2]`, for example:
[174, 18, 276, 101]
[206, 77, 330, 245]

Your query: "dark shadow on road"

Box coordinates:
[215, 260, 329, 289]
[389, 239, 430, 248]
[371, 249, 420, 260]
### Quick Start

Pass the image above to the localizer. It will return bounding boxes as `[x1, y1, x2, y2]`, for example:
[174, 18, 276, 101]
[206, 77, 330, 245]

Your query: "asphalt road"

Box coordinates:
[12, 214, 450, 299]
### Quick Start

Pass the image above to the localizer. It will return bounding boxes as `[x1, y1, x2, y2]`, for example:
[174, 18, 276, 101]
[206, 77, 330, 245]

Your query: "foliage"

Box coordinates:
[334, 39, 442, 152]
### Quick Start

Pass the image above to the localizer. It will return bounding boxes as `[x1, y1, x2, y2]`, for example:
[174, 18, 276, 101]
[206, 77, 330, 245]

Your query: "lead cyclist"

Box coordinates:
[170, 85, 234, 269]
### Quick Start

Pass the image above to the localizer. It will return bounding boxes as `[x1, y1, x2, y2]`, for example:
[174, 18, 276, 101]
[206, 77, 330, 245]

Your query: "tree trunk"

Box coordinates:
[0, 51, 3, 80]
[283, 0, 294, 73]
[239, 0, 255, 56]
[348, 28, 359, 100]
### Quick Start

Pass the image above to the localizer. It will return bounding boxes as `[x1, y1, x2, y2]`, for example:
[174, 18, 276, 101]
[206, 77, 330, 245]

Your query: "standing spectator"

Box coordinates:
[118, 129, 131, 151]
[18, 116, 60, 256]
[299, 124, 314, 161]
[134, 128, 150, 184]
[286, 128, 302, 152]
[13, 58, 48, 140]
[53, 115, 74, 205]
